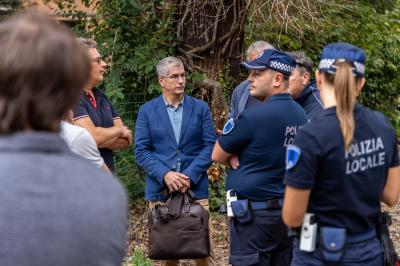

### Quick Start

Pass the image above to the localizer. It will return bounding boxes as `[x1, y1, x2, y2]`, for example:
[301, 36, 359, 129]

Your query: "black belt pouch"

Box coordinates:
[320, 227, 346, 262]
[231, 199, 252, 224]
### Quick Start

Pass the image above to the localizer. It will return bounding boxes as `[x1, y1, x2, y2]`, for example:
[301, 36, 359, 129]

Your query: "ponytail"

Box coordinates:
[334, 62, 357, 150]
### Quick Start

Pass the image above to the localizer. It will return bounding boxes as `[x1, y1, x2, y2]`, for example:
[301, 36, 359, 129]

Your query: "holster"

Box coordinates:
[377, 212, 398, 266]
[231, 199, 252, 224]
[319, 227, 346, 262]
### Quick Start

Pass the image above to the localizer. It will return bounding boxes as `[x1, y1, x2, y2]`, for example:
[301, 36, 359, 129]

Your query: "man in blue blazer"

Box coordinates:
[134, 56, 216, 266]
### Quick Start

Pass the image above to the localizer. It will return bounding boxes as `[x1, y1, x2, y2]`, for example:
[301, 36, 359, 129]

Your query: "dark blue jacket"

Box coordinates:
[134, 95, 216, 201]
[229, 80, 262, 119]
[294, 80, 324, 121]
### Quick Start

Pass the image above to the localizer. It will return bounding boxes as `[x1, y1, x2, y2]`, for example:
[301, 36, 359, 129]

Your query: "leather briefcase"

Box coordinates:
[148, 192, 210, 260]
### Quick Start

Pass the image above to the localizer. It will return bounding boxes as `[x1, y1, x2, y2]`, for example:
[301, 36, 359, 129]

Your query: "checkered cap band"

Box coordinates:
[270, 60, 295, 74]
[318, 59, 335, 71]
[354, 62, 365, 75]
[318, 58, 365, 76]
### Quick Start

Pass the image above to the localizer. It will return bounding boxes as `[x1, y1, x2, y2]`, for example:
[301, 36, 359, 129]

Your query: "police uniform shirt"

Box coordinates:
[284, 105, 399, 235]
[219, 93, 308, 201]
[73, 87, 120, 172]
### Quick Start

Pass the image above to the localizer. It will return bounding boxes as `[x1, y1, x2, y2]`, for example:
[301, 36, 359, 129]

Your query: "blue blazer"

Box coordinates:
[134, 95, 217, 201]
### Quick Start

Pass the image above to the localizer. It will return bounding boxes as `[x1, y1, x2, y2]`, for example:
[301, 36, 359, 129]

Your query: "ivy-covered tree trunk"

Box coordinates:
[172, 0, 249, 134]
[172, 0, 249, 182]
[175, 0, 247, 82]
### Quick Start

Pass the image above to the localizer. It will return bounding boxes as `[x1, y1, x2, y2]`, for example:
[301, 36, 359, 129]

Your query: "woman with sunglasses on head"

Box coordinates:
[282, 42, 400, 266]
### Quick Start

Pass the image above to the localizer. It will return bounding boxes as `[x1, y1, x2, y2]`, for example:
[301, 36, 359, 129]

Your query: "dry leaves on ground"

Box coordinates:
[127, 199, 400, 265]
[126, 199, 229, 266]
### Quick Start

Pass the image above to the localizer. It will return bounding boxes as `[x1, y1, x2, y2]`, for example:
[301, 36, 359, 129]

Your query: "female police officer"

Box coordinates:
[282, 42, 400, 265]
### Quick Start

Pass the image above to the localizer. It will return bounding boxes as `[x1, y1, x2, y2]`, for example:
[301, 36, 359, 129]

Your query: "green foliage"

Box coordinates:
[246, 0, 400, 134]
[208, 178, 226, 212]
[50, 0, 400, 207]
[65, 0, 179, 200]
[114, 149, 146, 201]
[217, 63, 236, 104]
[81, 0, 178, 103]
[125, 248, 152, 266]
[0, 0, 21, 19]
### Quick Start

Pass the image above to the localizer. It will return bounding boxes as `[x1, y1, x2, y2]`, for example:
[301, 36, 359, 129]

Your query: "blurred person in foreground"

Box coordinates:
[0, 12, 127, 266]
[60, 110, 110, 173]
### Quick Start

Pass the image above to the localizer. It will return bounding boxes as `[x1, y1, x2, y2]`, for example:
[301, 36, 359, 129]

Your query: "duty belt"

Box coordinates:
[289, 227, 377, 244]
[249, 198, 283, 210]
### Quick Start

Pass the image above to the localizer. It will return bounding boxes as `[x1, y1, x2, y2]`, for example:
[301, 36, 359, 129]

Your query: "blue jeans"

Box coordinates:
[291, 237, 384, 266]
[229, 209, 291, 266]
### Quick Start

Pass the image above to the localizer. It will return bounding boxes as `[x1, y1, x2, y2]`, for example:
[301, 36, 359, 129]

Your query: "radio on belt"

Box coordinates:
[300, 213, 318, 252]
[226, 190, 237, 217]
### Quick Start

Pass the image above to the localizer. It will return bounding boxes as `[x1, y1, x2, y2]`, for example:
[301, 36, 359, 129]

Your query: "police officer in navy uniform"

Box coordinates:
[283, 42, 400, 266]
[287, 51, 324, 120]
[212, 49, 308, 266]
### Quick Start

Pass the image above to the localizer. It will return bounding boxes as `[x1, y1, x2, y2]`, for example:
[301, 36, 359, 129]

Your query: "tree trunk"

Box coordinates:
[173, 0, 249, 133]
[175, 0, 247, 81]
[173, 0, 249, 182]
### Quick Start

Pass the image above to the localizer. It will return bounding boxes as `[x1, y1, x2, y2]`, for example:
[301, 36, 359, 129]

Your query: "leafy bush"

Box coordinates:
[246, 0, 400, 133]
[48, 0, 400, 206]
[125, 248, 152, 266]
[209, 178, 226, 212]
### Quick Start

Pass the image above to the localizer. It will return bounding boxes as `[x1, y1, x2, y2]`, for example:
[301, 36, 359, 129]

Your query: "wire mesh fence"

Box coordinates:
[113, 92, 158, 201]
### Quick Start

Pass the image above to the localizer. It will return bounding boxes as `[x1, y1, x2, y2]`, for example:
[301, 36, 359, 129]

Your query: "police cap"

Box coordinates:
[241, 49, 297, 76]
[318, 42, 366, 77]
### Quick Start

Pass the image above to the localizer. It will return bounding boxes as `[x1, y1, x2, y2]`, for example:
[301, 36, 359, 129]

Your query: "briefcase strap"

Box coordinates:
[166, 193, 184, 219]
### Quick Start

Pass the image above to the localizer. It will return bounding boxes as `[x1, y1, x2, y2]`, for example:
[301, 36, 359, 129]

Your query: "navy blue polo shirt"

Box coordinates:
[294, 80, 324, 121]
[219, 93, 308, 201]
[73, 87, 120, 171]
[284, 105, 399, 235]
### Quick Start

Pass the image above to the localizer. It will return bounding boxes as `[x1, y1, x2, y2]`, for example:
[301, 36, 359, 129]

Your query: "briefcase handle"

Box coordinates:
[182, 193, 191, 213]
[164, 191, 196, 219]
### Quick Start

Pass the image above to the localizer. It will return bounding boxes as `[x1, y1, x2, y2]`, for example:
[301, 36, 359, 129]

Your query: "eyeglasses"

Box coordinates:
[91, 57, 104, 65]
[162, 73, 186, 81]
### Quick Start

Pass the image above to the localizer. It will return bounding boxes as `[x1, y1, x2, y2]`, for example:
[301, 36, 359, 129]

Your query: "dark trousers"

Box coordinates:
[291, 237, 384, 266]
[229, 209, 291, 266]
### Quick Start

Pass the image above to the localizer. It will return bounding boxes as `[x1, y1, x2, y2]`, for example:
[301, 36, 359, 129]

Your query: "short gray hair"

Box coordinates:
[246, 41, 275, 59]
[287, 51, 313, 74]
[77, 37, 98, 49]
[156, 56, 184, 77]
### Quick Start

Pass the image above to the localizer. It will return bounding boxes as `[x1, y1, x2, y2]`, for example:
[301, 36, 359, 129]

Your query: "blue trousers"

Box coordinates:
[229, 209, 291, 266]
[291, 237, 384, 266]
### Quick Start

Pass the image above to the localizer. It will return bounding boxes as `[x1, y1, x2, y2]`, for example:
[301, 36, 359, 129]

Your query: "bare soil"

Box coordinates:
[127, 199, 400, 266]
[126, 199, 229, 265]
